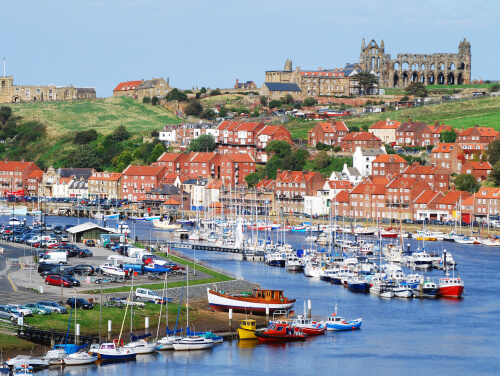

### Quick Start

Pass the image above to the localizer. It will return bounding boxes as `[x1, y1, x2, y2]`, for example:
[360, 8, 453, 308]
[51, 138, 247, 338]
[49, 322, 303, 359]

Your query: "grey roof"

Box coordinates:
[331, 171, 343, 180]
[149, 184, 181, 195]
[347, 167, 361, 176]
[359, 148, 385, 157]
[182, 178, 199, 185]
[57, 168, 93, 179]
[66, 222, 112, 234]
[68, 180, 87, 190]
[137, 78, 163, 90]
[262, 82, 301, 92]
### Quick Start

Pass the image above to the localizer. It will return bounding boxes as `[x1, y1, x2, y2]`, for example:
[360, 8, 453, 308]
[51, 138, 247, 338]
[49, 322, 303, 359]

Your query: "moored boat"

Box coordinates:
[63, 352, 98, 365]
[207, 288, 295, 315]
[291, 315, 327, 335]
[326, 314, 362, 331]
[438, 276, 464, 298]
[255, 322, 306, 342]
[88, 342, 136, 361]
[236, 319, 258, 340]
[172, 336, 214, 351]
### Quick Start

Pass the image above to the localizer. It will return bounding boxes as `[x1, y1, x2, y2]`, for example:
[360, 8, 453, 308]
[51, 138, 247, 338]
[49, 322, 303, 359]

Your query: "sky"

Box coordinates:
[2, 0, 498, 97]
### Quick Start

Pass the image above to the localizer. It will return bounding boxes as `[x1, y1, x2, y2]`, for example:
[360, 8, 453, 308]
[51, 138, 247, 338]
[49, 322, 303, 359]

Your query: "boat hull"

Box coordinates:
[254, 331, 306, 342]
[326, 319, 362, 331]
[438, 285, 464, 298]
[236, 328, 258, 340]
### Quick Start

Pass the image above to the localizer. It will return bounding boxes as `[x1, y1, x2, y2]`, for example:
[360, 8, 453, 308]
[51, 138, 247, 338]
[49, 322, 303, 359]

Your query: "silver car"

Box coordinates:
[0, 305, 22, 321]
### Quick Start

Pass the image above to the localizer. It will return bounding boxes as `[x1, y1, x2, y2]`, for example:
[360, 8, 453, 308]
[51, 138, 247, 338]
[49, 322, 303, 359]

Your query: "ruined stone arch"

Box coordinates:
[402, 62, 409, 70]
[393, 73, 399, 87]
[450, 62, 455, 70]
[458, 62, 465, 70]
[421, 64, 425, 71]
[437, 72, 445, 85]
[428, 74, 435, 85]
[394, 62, 400, 71]
[1, 80, 5, 87]
[12, 96, 20, 102]
[377, 57, 380, 69]
[402, 72, 409, 86]
[457, 72, 464, 85]
[421, 75, 425, 83]
[431, 63, 435, 70]
[447, 72, 455, 85]
[411, 72, 419, 82]
[439, 62, 445, 70]
[372, 57, 375, 68]
[411, 63, 418, 71]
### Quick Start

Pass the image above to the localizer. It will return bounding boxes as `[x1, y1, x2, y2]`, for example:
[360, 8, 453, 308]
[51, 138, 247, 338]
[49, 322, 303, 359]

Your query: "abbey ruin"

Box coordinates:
[359, 38, 471, 87]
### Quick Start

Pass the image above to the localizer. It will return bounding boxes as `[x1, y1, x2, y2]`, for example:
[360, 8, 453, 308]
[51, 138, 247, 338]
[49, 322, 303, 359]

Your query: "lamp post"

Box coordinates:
[60, 265, 64, 303]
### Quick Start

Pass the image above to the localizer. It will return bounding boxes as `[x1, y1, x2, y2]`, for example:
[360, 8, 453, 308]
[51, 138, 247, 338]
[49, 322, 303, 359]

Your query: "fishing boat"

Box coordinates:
[438, 276, 464, 298]
[412, 280, 439, 298]
[236, 319, 258, 340]
[346, 275, 368, 292]
[291, 315, 327, 335]
[285, 255, 303, 272]
[6, 356, 48, 369]
[89, 342, 137, 361]
[63, 352, 98, 365]
[265, 252, 285, 267]
[393, 282, 413, 298]
[99, 263, 126, 277]
[173, 228, 190, 239]
[152, 219, 181, 230]
[129, 214, 161, 221]
[380, 228, 398, 238]
[207, 288, 295, 315]
[414, 231, 437, 241]
[255, 322, 306, 342]
[290, 225, 307, 232]
[326, 312, 362, 331]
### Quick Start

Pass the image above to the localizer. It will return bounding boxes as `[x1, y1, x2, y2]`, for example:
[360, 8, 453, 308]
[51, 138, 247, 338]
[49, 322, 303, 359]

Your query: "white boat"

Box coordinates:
[480, 238, 500, 246]
[172, 336, 213, 351]
[393, 283, 413, 298]
[303, 262, 322, 278]
[173, 228, 190, 238]
[156, 336, 182, 351]
[285, 255, 303, 272]
[116, 221, 130, 234]
[63, 352, 97, 365]
[7, 356, 48, 369]
[99, 263, 126, 277]
[405, 252, 433, 269]
[152, 219, 181, 230]
[123, 339, 156, 354]
[43, 348, 66, 365]
[8, 217, 21, 226]
[89, 342, 136, 361]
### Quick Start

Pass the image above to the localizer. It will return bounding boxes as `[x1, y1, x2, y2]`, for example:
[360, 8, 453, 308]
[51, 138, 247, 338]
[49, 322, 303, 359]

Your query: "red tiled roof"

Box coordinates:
[456, 143, 488, 151]
[216, 120, 234, 130]
[113, 80, 142, 92]
[123, 165, 165, 176]
[372, 154, 407, 163]
[349, 183, 386, 195]
[189, 152, 217, 163]
[327, 180, 353, 190]
[342, 132, 381, 141]
[89, 172, 122, 181]
[432, 143, 455, 153]
[473, 187, 500, 199]
[157, 153, 182, 163]
[27, 170, 43, 179]
[437, 190, 470, 205]
[459, 126, 498, 137]
[369, 120, 401, 130]
[335, 189, 350, 203]
[465, 161, 492, 170]
[162, 198, 180, 205]
[161, 173, 179, 184]
[0, 161, 37, 172]
[227, 152, 255, 163]
[277, 170, 321, 184]
[413, 190, 442, 204]
[402, 164, 439, 175]
[206, 180, 224, 189]
[235, 122, 263, 132]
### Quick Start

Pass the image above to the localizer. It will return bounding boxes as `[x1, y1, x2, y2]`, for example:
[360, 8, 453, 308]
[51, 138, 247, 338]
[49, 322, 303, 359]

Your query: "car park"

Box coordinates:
[66, 298, 93, 309]
[0, 305, 22, 321]
[37, 301, 67, 314]
[84, 239, 96, 247]
[7, 304, 33, 316]
[45, 275, 72, 287]
[77, 248, 93, 258]
[39, 251, 67, 264]
[22, 303, 51, 315]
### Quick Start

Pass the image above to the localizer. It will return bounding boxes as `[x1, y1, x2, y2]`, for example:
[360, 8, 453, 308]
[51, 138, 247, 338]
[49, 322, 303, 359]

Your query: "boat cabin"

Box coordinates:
[253, 289, 284, 301]
[328, 315, 344, 324]
[239, 319, 256, 331]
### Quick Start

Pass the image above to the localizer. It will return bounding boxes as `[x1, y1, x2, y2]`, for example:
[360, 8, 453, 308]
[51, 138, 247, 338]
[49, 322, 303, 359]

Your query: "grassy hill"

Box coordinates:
[287, 95, 500, 139]
[10, 96, 181, 137]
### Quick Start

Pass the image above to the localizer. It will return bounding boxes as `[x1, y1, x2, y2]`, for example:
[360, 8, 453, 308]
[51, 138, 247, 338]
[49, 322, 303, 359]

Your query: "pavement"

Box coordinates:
[0, 240, 210, 305]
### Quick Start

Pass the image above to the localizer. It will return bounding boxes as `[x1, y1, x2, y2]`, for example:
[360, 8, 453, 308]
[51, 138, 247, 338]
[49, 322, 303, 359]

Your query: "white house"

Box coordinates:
[159, 126, 176, 142]
[353, 146, 386, 177]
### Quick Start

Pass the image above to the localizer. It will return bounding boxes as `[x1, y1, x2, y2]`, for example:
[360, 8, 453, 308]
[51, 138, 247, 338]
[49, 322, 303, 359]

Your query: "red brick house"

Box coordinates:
[26, 170, 43, 197]
[333, 189, 351, 217]
[349, 183, 386, 219]
[430, 144, 458, 174]
[341, 132, 382, 152]
[428, 122, 455, 145]
[455, 143, 488, 171]
[274, 170, 326, 213]
[385, 176, 432, 220]
[216, 121, 265, 159]
[371, 154, 408, 177]
[456, 125, 499, 144]
[395, 119, 433, 147]
[122, 165, 167, 201]
[460, 187, 500, 224]
[0, 160, 43, 197]
[435, 189, 470, 221]
[412, 190, 445, 221]
[461, 161, 492, 182]
[307, 121, 349, 147]
[401, 163, 449, 192]
[256, 125, 292, 163]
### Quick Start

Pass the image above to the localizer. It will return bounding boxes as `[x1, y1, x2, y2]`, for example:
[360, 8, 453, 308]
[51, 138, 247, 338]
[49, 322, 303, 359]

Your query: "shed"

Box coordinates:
[66, 222, 114, 243]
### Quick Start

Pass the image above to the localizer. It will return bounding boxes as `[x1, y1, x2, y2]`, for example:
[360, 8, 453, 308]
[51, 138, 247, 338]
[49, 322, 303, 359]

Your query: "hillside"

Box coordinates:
[10, 96, 181, 137]
[287, 95, 500, 139]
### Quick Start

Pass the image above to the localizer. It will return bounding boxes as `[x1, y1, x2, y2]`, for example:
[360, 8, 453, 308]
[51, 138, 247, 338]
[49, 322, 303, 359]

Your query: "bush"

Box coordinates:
[185, 101, 203, 116]
[268, 100, 282, 109]
[303, 97, 318, 107]
[151, 96, 159, 105]
[166, 88, 188, 102]
[143, 97, 151, 104]
[74, 129, 98, 145]
[210, 89, 221, 96]
[491, 84, 500, 93]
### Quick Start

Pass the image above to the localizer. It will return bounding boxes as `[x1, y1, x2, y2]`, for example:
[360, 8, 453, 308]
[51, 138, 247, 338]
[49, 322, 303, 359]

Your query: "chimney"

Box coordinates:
[236, 79, 239, 84]
[318, 67, 322, 71]
[297, 66, 300, 71]
[408, 118, 412, 124]
[412, 162, 420, 167]
[435, 121, 439, 126]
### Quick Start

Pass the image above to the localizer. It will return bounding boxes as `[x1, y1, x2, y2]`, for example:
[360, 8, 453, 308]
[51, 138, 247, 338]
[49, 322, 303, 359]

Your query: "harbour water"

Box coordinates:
[7, 216, 500, 375]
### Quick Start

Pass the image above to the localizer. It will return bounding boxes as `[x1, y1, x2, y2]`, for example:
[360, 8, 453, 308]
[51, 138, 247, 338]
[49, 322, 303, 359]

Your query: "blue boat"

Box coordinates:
[326, 315, 363, 331]
[89, 342, 136, 361]
[347, 276, 368, 292]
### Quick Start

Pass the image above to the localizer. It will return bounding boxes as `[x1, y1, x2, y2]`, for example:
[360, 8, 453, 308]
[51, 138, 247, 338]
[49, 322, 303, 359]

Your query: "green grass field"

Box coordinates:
[10, 96, 181, 136]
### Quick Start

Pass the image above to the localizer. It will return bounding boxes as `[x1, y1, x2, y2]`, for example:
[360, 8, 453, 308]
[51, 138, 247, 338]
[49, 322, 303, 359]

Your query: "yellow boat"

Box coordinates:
[237, 319, 258, 340]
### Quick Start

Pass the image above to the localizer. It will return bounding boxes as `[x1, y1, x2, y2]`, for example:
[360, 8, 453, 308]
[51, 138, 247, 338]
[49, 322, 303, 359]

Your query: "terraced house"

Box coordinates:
[307, 121, 349, 147]
[0, 159, 42, 197]
[341, 132, 382, 152]
[88, 172, 122, 199]
[121, 165, 167, 201]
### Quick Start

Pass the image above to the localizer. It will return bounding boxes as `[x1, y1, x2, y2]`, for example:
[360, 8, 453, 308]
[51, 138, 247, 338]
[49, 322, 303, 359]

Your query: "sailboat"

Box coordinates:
[156, 271, 182, 350]
[173, 266, 214, 351]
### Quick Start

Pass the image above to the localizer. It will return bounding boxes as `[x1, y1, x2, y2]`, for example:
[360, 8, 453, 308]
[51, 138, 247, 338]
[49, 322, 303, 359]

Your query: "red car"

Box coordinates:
[45, 275, 71, 287]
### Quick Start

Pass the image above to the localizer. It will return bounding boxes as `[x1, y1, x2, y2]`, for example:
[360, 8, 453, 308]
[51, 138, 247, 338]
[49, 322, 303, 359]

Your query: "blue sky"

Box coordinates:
[2, 0, 497, 97]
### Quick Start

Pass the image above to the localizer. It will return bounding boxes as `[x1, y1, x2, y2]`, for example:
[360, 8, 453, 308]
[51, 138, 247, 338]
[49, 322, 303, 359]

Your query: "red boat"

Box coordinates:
[255, 323, 306, 342]
[380, 228, 398, 238]
[438, 276, 464, 298]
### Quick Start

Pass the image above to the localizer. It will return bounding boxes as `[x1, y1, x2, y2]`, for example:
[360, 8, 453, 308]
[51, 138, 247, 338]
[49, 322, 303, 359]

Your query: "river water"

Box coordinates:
[8, 216, 500, 375]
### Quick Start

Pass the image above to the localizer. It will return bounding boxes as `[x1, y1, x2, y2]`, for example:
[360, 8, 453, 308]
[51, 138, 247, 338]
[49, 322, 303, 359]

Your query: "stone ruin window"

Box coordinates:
[1, 81, 5, 87]
[421, 64, 425, 71]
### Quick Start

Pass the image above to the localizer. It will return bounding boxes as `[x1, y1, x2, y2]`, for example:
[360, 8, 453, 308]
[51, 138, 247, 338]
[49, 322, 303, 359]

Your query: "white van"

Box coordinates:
[39, 251, 67, 264]
[134, 288, 169, 303]
[127, 248, 153, 258]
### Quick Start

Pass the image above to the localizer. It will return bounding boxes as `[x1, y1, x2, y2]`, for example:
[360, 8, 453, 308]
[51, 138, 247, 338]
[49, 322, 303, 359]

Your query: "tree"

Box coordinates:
[259, 96, 268, 107]
[200, 108, 215, 120]
[401, 95, 410, 102]
[0, 106, 12, 125]
[68, 145, 99, 168]
[151, 96, 159, 105]
[143, 97, 151, 104]
[185, 101, 203, 116]
[116, 150, 133, 168]
[200, 87, 207, 94]
[406, 82, 429, 98]
[490, 84, 500, 93]
[112, 125, 130, 142]
[303, 97, 318, 107]
[265, 140, 292, 159]
[486, 139, 500, 166]
[74, 129, 98, 145]
[218, 107, 228, 118]
[454, 173, 480, 193]
[351, 71, 378, 95]
[489, 161, 500, 186]
[188, 134, 216, 152]
[166, 88, 188, 102]
[314, 151, 330, 170]
[245, 172, 262, 187]
[440, 130, 457, 143]
[293, 149, 309, 170]
[280, 94, 294, 105]
[210, 89, 221, 96]
[349, 126, 360, 132]
[264, 156, 283, 179]
[147, 143, 165, 164]
[268, 100, 282, 109]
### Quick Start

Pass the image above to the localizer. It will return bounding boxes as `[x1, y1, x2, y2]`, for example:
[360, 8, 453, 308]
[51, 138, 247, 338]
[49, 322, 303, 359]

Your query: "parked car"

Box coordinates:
[84, 239, 96, 247]
[0, 305, 22, 321]
[37, 263, 59, 275]
[72, 264, 96, 276]
[77, 249, 93, 258]
[62, 274, 81, 287]
[22, 303, 51, 315]
[65, 298, 93, 309]
[7, 304, 33, 316]
[60, 234, 70, 242]
[36, 301, 67, 314]
[45, 275, 72, 287]
[134, 288, 170, 304]
[40, 266, 74, 278]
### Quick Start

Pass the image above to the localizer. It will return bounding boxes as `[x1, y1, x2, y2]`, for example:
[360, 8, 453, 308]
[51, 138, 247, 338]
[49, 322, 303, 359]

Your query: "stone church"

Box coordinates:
[0, 75, 96, 104]
[359, 38, 471, 87]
